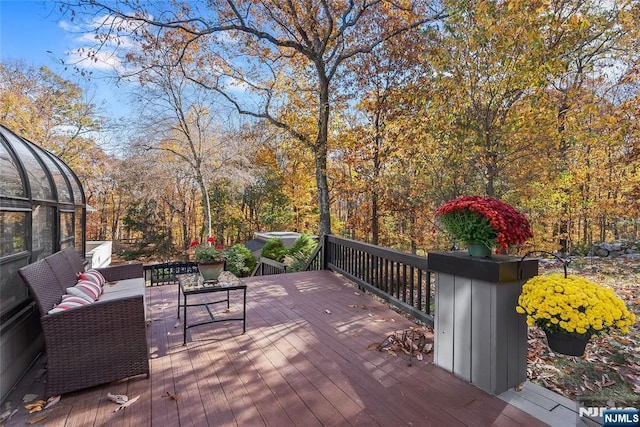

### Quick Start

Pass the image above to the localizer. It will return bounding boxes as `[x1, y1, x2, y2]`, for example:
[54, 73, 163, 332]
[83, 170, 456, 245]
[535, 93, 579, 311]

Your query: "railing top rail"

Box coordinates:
[259, 257, 287, 269]
[302, 243, 323, 271]
[326, 235, 429, 270]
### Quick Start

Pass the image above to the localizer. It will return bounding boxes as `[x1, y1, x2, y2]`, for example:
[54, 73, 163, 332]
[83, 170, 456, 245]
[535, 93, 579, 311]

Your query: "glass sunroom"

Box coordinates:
[0, 124, 86, 401]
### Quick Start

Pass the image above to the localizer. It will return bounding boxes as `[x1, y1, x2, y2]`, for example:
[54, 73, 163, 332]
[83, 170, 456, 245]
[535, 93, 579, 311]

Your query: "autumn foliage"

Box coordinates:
[2, 0, 639, 259]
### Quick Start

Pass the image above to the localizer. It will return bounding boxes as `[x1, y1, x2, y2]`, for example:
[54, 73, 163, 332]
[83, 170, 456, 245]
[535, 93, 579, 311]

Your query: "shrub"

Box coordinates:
[261, 238, 288, 262]
[284, 253, 308, 272]
[224, 244, 258, 277]
[283, 235, 318, 272]
[289, 234, 317, 258]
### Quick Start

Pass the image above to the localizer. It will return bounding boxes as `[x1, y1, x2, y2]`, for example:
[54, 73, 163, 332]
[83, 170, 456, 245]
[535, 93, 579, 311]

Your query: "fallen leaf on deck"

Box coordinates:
[27, 414, 47, 424]
[514, 384, 524, 392]
[324, 309, 331, 314]
[25, 400, 46, 413]
[107, 393, 129, 404]
[348, 304, 358, 308]
[354, 292, 360, 295]
[113, 395, 140, 412]
[44, 396, 60, 409]
[165, 391, 180, 401]
[238, 350, 248, 355]
[22, 394, 38, 403]
[0, 408, 19, 422]
[372, 329, 433, 362]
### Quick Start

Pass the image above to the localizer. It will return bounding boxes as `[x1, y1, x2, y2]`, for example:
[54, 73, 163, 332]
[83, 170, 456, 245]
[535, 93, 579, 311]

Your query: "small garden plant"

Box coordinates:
[261, 238, 289, 262]
[224, 244, 258, 277]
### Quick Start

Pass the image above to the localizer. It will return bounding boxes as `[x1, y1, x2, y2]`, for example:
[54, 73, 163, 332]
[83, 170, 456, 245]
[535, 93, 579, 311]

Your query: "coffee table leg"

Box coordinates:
[242, 287, 246, 334]
[177, 286, 181, 318]
[183, 292, 188, 345]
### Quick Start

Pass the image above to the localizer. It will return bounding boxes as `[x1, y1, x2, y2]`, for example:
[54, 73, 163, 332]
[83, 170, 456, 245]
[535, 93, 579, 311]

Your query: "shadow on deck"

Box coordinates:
[3, 271, 547, 426]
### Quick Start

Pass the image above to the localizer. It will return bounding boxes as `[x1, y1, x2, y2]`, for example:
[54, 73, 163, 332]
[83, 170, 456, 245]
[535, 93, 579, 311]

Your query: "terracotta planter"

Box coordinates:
[197, 260, 225, 282]
[544, 330, 590, 356]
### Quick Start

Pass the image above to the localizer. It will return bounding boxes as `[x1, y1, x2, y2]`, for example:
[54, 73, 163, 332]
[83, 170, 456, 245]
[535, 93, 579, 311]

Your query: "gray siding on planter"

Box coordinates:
[430, 251, 537, 395]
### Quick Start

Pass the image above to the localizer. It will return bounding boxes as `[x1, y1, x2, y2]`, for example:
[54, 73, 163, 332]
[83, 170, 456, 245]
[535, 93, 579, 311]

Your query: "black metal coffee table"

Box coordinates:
[176, 271, 247, 345]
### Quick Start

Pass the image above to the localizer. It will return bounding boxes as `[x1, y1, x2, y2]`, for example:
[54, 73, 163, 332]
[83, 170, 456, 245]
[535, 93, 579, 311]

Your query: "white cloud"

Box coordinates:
[65, 48, 126, 72]
[62, 13, 143, 74]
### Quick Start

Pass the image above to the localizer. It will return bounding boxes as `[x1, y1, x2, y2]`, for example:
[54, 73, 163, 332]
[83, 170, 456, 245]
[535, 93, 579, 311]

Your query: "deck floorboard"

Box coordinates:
[3, 270, 547, 426]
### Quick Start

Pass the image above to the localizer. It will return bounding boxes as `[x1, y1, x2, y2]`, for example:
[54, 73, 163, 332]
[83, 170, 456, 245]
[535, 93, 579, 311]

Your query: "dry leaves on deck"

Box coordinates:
[107, 393, 140, 412]
[165, 391, 180, 401]
[370, 328, 433, 365]
[24, 396, 60, 413]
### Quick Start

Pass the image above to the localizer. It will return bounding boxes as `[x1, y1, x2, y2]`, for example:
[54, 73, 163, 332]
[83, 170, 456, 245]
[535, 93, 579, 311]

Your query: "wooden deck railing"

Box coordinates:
[254, 257, 287, 276]
[142, 235, 433, 326]
[306, 235, 434, 327]
[143, 261, 198, 286]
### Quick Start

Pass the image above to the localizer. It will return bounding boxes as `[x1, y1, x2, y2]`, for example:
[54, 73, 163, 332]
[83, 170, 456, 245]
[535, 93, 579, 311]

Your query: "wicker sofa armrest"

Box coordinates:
[96, 263, 144, 282]
[40, 295, 149, 396]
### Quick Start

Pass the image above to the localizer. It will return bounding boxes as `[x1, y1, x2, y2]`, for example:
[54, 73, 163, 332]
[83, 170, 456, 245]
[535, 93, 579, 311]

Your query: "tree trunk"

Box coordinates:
[315, 67, 332, 237]
[196, 174, 212, 240]
[557, 100, 570, 253]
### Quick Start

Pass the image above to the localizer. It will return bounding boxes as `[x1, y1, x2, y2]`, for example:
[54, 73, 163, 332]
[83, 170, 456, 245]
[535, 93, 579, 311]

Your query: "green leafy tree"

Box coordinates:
[59, 0, 446, 238]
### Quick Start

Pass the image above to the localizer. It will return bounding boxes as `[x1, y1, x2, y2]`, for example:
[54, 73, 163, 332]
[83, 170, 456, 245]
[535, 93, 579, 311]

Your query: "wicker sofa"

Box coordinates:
[18, 247, 149, 396]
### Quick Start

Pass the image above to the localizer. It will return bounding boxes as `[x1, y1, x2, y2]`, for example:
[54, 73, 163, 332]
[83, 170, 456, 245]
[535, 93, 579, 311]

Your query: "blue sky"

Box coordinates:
[1, 1, 67, 66]
[1, 1, 133, 123]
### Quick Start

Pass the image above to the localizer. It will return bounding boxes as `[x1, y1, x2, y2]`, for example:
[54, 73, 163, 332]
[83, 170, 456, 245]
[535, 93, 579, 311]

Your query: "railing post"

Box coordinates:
[321, 234, 329, 270]
[428, 251, 538, 395]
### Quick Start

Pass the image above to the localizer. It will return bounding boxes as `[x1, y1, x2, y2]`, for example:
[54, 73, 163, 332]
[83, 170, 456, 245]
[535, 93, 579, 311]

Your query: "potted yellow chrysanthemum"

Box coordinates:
[516, 273, 636, 356]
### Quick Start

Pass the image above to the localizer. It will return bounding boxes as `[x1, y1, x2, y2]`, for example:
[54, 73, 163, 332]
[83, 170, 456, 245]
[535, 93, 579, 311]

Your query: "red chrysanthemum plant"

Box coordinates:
[435, 195, 533, 253]
[190, 236, 225, 262]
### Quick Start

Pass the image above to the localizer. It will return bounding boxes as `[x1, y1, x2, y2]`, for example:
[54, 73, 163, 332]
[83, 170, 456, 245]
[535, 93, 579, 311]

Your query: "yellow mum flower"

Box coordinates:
[516, 273, 636, 337]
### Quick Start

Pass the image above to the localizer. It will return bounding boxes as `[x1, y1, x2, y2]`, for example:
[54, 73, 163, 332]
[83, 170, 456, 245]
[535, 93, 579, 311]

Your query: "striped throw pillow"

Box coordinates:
[48, 294, 91, 314]
[79, 269, 106, 286]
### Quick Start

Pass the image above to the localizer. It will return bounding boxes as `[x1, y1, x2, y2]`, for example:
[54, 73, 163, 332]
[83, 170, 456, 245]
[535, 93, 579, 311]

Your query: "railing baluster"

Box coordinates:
[323, 235, 433, 327]
[409, 266, 415, 307]
[401, 264, 406, 302]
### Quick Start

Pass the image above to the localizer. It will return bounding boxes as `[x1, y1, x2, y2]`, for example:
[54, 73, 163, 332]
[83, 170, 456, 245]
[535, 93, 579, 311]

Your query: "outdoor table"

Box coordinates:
[176, 271, 247, 345]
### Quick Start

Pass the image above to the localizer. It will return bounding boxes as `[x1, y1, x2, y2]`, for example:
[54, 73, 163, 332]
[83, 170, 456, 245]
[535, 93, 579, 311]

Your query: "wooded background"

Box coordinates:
[2, 0, 638, 260]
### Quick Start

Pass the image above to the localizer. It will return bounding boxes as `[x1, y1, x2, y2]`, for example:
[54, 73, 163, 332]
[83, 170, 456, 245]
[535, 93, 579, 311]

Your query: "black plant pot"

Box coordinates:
[544, 330, 590, 356]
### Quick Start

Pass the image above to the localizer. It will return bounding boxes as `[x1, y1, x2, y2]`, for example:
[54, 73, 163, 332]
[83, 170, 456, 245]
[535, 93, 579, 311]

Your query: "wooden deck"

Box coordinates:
[3, 271, 547, 426]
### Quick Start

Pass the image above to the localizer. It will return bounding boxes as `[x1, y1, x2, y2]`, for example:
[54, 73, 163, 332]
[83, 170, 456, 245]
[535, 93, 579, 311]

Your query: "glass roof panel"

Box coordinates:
[0, 139, 25, 198]
[38, 151, 72, 203]
[3, 131, 53, 201]
[53, 156, 84, 204]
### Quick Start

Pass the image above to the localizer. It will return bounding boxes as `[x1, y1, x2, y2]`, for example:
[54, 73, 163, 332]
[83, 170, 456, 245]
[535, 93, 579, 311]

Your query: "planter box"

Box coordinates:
[428, 251, 538, 395]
